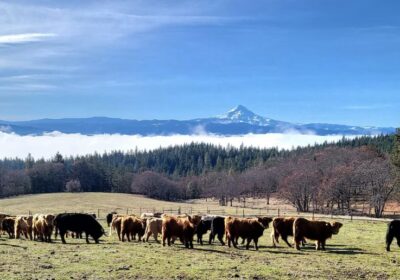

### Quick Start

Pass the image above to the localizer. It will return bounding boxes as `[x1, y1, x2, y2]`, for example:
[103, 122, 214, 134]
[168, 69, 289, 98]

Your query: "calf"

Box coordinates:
[34, 214, 55, 242]
[162, 215, 195, 248]
[106, 211, 118, 227]
[209, 216, 226, 245]
[196, 219, 211, 245]
[144, 218, 163, 242]
[121, 216, 146, 242]
[2, 217, 16, 238]
[225, 216, 272, 250]
[110, 215, 124, 240]
[54, 213, 105, 244]
[293, 217, 342, 250]
[0, 213, 8, 237]
[386, 220, 400, 252]
[15, 215, 33, 240]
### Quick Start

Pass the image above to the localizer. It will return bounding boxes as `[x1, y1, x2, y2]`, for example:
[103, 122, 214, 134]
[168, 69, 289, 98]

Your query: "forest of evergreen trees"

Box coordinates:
[0, 133, 398, 217]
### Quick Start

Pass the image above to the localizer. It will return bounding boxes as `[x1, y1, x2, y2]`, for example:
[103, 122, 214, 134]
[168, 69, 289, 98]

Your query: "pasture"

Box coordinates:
[0, 193, 399, 280]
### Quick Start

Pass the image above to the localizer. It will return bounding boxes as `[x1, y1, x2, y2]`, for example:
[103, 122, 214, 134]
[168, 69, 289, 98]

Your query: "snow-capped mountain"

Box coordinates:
[0, 105, 395, 136]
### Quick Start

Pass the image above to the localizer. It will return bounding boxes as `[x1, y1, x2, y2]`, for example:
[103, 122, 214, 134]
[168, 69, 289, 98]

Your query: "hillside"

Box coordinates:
[0, 193, 399, 279]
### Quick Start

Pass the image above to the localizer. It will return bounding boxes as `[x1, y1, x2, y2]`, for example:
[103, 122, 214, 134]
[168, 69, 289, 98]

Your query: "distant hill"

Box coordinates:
[0, 105, 395, 136]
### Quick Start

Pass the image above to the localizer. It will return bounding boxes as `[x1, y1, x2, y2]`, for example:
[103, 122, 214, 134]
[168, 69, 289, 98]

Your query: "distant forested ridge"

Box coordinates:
[0, 133, 398, 217]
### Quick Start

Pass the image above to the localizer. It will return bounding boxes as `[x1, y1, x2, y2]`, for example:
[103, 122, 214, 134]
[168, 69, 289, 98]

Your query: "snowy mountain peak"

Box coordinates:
[218, 105, 270, 126]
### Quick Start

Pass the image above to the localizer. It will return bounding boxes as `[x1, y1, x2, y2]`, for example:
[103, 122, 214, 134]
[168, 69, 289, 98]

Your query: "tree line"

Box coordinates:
[0, 133, 398, 217]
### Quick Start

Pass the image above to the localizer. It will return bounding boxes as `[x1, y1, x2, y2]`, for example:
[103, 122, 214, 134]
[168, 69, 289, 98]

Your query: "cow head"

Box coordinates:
[329, 221, 343, 234]
[257, 217, 273, 229]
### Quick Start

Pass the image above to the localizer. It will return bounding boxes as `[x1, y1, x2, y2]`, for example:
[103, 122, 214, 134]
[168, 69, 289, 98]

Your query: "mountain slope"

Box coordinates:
[0, 105, 395, 136]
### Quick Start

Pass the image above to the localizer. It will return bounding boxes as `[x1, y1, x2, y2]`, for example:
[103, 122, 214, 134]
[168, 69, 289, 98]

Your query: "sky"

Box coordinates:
[0, 0, 399, 127]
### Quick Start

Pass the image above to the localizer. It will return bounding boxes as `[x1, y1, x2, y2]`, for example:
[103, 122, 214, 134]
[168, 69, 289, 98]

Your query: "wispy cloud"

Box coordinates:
[0, 33, 56, 44]
[342, 104, 395, 110]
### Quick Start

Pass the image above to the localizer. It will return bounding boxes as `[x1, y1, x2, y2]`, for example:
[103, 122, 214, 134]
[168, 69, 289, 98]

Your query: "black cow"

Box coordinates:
[2, 217, 15, 238]
[106, 211, 118, 227]
[54, 213, 105, 244]
[209, 216, 225, 245]
[386, 220, 400, 252]
[196, 219, 211, 245]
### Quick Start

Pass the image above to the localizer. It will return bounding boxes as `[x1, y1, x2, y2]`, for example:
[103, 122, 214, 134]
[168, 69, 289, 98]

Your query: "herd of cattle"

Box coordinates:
[0, 212, 400, 252]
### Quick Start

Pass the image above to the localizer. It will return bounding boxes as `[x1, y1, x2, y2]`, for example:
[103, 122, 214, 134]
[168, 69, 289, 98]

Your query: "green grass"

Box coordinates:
[0, 193, 399, 279]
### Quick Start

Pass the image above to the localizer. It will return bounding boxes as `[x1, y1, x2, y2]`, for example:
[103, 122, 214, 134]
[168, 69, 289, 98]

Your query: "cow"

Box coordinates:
[271, 217, 306, 248]
[0, 213, 8, 237]
[386, 220, 400, 252]
[120, 216, 146, 242]
[209, 216, 226, 245]
[106, 211, 118, 227]
[196, 218, 212, 245]
[293, 217, 343, 250]
[2, 216, 16, 238]
[225, 216, 272, 250]
[162, 215, 195, 248]
[15, 215, 33, 240]
[54, 213, 105, 244]
[144, 217, 163, 242]
[110, 215, 124, 240]
[34, 214, 55, 242]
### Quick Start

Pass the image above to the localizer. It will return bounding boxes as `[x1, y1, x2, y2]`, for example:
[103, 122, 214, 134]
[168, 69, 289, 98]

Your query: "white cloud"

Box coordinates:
[0, 33, 56, 44]
[0, 132, 355, 159]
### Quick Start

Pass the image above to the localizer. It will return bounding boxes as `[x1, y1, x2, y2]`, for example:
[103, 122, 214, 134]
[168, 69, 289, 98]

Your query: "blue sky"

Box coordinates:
[0, 0, 399, 127]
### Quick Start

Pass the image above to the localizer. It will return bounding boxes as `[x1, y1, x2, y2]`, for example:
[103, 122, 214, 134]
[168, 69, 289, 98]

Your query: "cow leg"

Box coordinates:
[85, 232, 90, 244]
[246, 238, 251, 250]
[231, 237, 238, 248]
[321, 240, 326, 250]
[397, 236, 400, 248]
[94, 237, 99, 244]
[241, 238, 245, 245]
[294, 238, 300, 250]
[254, 238, 259, 250]
[217, 233, 225, 246]
[386, 234, 393, 251]
[315, 241, 320, 250]
[117, 228, 121, 241]
[271, 231, 277, 247]
[281, 234, 292, 248]
[162, 233, 166, 246]
[209, 232, 214, 244]
[61, 231, 67, 244]
[167, 237, 171, 246]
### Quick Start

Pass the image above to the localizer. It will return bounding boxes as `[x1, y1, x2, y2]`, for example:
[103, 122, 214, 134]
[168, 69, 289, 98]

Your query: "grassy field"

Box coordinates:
[0, 193, 399, 280]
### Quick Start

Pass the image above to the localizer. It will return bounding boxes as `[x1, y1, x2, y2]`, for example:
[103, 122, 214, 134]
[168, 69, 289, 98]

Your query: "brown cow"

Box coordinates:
[0, 213, 9, 237]
[162, 215, 195, 248]
[293, 217, 343, 250]
[2, 216, 16, 238]
[15, 215, 33, 240]
[225, 216, 272, 250]
[110, 215, 123, 240]
[121, 216, 146, 242]
[144, 217, 163, 242]
[34, 214, 55, 242]
[271, 217, 307, 248]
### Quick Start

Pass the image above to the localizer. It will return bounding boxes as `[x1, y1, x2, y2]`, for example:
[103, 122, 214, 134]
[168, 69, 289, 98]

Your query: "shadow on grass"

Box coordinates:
[189, 247, 233, 255]
[0, 243, 28, 249]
